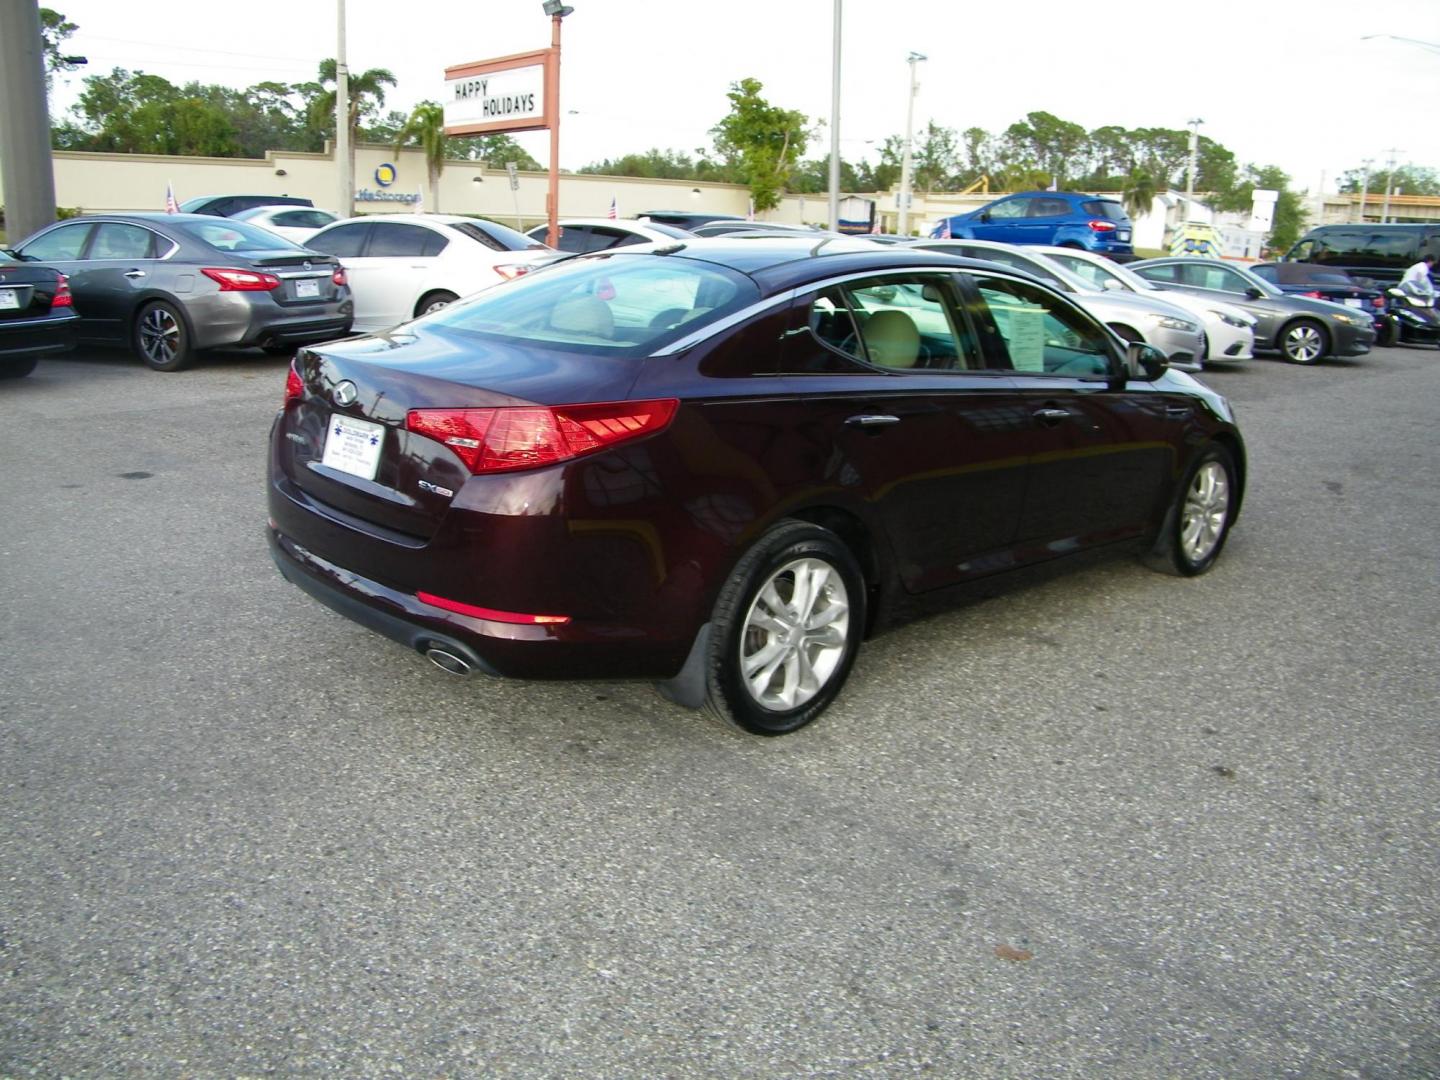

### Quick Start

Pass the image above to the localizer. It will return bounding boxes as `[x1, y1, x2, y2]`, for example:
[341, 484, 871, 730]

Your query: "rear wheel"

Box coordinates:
[415, 290, 457, 318]
[1280, 319, 1328, 365]
[704, 520, 865, 735]
[133, 301, 193, 371]
[0, 357, 39, 379]
[1145, 444, 1237, 577]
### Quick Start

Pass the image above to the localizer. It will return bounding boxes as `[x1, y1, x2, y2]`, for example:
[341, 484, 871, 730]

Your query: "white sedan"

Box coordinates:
[524, 217, 694, 253]
[231, 205, 339, 245]
[1037, 246, 1256, 366]
[305, 214, 560, 332]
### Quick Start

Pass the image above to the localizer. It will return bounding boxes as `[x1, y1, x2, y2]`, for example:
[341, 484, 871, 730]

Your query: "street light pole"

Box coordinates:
[827, 0, 841, 232]
[543, 3, 573, 248]
[1184, 117, 1203, 219]
[896, 51, 925, 236]
[1380, 149, 1402, 223]
[1356, 158, 1373, 223]
[0, 0, 58, 240]
[335, 0, 352, 218]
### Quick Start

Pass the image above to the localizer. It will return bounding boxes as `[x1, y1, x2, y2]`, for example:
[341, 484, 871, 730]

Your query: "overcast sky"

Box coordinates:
[46, 0, 1440, 194]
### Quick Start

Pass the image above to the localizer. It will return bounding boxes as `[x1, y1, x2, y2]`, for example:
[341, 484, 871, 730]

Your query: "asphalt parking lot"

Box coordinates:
[2, 342, 1437, 1078]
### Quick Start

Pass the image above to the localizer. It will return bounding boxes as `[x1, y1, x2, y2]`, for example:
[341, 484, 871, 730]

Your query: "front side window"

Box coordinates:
[423, 253, 757, 353]
[984, 198, 1029, 220]
[801, 276, 978, 371]
[20, 223, 94, 261]
[307, 223, 369, 258]
[970, 275, 1113, 377]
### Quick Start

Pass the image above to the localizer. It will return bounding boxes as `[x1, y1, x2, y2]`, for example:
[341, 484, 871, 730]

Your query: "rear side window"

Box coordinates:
[1081, 200, 1128, 221]
[308, 223, 370, 258]
[20, 222, 94, 261]
[89, 222, 158, 259]
[1028, 198, 1070, 218]
[367, 223, 443, 257]
[423, 254, 758, 354]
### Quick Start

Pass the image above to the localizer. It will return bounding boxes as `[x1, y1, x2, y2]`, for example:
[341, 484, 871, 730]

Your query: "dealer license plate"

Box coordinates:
[1117, 230, 1131, 242]
[1343, 298, 1363, 308]
[295, 278, 321, 299]
[0, 288, 19, 311]
[322, 414, 384, 480]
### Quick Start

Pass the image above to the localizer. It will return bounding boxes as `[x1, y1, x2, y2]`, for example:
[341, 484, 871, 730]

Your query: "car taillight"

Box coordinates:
[332, 266, 347, 287]
[201, 267, 281, 291]
[51, 274, 73, 308]
[1088, 220, 1117, 233]
[406, 398, 678, 474]
[416, 591, 570, 625]
[284, 360, 304, 405]
[1372, 297, 1385, 308]
[493, 263, 534, 281]
[1302, 290, 1324, 299]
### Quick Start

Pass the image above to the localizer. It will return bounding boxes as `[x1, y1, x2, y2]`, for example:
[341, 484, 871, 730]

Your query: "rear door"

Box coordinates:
[778, 271, 1033, 592]
[1019, 196, 1071, 245]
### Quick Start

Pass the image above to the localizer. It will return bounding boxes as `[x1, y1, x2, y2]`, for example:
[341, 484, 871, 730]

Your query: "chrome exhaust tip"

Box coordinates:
[424, 647, 473, 676]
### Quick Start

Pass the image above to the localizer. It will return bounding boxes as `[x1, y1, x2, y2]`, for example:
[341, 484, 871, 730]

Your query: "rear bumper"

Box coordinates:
[0, 312, 77, 358]
[187, 291, 354, 351]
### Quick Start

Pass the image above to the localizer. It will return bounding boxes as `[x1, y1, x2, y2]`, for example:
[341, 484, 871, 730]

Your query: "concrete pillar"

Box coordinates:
[0, 0, 58, 242]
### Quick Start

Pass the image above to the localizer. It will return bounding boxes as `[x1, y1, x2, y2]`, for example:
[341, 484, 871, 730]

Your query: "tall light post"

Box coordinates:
[335, 0, 352, 218]
[542, 1, 573, 248]
[1356, 158, 1373, 223]
[1184, 117, 1204, 219]
[827, 0, 842, 232]
[1380, 148, 1402, 223]
[0, 0, 57, 240]
[896, 51, 925, 236]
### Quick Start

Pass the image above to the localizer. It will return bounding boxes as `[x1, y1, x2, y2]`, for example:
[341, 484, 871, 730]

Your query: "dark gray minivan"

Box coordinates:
[1285, 224, 1440, 285]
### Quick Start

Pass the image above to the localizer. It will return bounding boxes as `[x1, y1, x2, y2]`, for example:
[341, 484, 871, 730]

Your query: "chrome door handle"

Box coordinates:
[124, 270, 146, 279]
[1033, 408, 1070, 424]
[844, 414, 901, 428]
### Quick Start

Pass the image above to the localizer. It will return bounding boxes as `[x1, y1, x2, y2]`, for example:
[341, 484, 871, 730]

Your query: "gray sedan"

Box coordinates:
[1129, 257, 1376, 365]
[914, 239, 1206, 370]
[11, 213, 353, 371]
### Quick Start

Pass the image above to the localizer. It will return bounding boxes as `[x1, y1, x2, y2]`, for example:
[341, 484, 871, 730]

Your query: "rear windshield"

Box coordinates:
[1081, 200, 1128, 221]
[422, 253, 760, 354]
[451, 220, 549, 252]
[177, 218, 307, 253]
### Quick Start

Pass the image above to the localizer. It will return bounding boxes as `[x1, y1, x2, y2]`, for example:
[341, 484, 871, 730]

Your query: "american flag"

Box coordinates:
[165, 182, 179, 214]
[607, 197, 617, 220]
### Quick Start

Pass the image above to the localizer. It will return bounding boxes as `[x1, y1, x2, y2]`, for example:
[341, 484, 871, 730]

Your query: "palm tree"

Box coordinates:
[309, 58, 397, 197]
[1122, 169, 1158, 223]
[395, 101, 446, 212]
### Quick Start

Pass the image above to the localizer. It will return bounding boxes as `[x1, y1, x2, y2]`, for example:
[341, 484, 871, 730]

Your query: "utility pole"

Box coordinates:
[897, 51, 925, 236]
[336, 0, 352, 218]
[1356, 158, 1373, 223]
[1184, 117, 1204, 219]
[0, 1, 57, 241]
[827, 0, 841, 232]
[1380, 149, 1402, 223]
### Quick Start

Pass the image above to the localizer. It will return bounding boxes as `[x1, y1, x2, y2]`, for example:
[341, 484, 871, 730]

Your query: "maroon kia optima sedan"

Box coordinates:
[268, 238, 1245, 734]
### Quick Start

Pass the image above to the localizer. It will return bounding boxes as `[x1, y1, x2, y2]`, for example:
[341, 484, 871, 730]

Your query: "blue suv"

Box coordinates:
[932, 191, 1135, 258]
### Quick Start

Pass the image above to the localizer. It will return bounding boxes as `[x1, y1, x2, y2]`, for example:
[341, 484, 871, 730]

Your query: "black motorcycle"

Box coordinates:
[1378, 287, 1440, 348]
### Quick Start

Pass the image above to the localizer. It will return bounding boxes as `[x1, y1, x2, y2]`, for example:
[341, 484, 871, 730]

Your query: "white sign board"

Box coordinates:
[444, 50, 552, 137]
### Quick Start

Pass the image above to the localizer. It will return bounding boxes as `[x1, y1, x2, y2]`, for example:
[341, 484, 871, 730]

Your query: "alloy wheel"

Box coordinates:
[1180, 460, 1231, 564]
[739, 557, 851, 712]
[1285, 324, 1324, 363]
[140, 307, 180, 366]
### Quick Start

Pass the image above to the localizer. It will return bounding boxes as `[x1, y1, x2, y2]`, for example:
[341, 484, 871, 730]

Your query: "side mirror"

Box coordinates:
[1244, 286, 1263, 300]
[978, 211, 991, 223]
[1127, 341, 1169, 381]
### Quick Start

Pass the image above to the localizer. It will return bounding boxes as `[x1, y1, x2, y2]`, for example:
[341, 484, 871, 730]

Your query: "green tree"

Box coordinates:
[710, 77, 811, 212]
[38, 8, 81, 89]
[1338, 163, 1440, 197]
[1217, 164, 1305, 250]
[1121, 169, 1158, 220]
[453, 134, 542, 172]
[1000, 111, 1088, 187]
[395, 100, 446, 211]
[62, 68, 240, 156]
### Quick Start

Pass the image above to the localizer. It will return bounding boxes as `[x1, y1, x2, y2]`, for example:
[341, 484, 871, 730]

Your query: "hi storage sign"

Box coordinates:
[444, 49, 553, 136]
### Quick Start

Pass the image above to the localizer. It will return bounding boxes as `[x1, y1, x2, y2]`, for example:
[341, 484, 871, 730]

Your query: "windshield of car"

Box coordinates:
[451, 220, 549, 252]
[176, 218, 307, 252]
[421, 253, 760, 354]
[1081, 200, 1129, 222]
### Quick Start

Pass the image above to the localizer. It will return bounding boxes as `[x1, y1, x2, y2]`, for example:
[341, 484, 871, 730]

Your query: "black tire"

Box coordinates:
[1145, 444, 1238, 577]
[1279, 319, 1329, 365]
[133, 300, 193, 371]
[704, 520, 866, 735]
[0, 357, 39, 379]
[415, 290, 457, 318]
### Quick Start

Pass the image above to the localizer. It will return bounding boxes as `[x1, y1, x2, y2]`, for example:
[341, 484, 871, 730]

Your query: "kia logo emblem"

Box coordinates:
[332, 381, 358, 407]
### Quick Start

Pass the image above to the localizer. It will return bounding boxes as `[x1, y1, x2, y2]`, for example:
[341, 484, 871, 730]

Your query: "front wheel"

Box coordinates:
[1280, 319, 1328, 365]
[1145, 445, 1238, 577]
[134, 301, 193, 371]
[704, 520, 866, 735]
